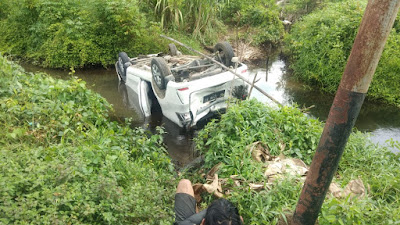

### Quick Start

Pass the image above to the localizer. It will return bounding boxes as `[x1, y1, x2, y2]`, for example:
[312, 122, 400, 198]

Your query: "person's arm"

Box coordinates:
[177, 209, 207, 225]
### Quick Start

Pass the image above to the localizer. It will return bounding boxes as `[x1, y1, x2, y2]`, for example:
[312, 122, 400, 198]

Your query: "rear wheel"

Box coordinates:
[214, 42, 235, 67]
[151, 57, 171, 90]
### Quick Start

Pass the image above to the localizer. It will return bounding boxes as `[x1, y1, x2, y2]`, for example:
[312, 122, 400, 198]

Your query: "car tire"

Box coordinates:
[214, 42, 235, 67]
[151, 57, 171, 90]
[169, 43, 178, 56]
[117, 52, 130, 82]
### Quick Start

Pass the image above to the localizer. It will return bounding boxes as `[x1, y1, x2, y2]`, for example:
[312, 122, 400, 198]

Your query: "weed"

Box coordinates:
[192, 99, 400, 224]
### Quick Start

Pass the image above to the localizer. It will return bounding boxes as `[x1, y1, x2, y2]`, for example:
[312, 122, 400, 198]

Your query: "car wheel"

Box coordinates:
[169, 43, 178, 56]
[117, 52, 130, 81]
[214, 42, 235, 67]
[151, 57, 171, 90]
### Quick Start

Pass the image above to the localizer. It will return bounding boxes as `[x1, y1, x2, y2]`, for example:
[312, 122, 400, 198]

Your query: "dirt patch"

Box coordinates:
[234, 42, 266, 63]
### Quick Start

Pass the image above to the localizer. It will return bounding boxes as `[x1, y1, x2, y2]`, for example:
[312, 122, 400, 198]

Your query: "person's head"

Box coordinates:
[202, 199, 242, 225]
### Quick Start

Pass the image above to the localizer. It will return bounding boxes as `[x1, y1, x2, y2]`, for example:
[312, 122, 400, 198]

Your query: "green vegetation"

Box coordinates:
[0, 0, 168, 69]
[280, 0, 321, 21]
[1, 0, 400, 222]
[286, 0, 400, 107]
[196, 100, 322, 171]
[193, 99, 400, 224]
[143, 0, 223, 42]
[220, 0, 284, 45]
[2, 53, 399, 223]
[0, 0, 288, 69]
[280, 0, 345, 22]
[0, 54, 176, 224]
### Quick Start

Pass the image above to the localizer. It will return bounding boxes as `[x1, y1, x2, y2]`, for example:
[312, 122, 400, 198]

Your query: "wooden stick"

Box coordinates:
[160, 35, 282, 106]
[248, 70, 258, 98]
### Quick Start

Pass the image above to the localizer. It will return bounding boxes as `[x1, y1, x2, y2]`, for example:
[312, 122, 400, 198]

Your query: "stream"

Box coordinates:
[22, 55, 400, 165]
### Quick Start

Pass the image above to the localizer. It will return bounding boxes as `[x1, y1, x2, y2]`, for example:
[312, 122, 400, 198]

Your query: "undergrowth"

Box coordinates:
[0, 54, 176, 224]
[220, 0, 284, 45]
[193, 99, 400, 224]
[0, 0, 168, 69]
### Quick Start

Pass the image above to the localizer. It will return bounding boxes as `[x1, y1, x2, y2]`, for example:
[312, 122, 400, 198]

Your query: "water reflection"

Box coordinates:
[117, 80, 196, 165]
[249, 54, 400, 148]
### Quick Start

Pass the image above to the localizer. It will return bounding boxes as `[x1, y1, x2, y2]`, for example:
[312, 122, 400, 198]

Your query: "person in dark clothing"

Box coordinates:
[174, 179, 243, 225]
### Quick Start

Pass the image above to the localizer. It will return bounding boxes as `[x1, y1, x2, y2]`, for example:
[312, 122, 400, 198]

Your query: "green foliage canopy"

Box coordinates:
[287, 0, 400, 107]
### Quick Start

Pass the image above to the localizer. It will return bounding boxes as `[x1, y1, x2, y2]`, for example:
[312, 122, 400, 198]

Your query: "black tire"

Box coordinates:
[169, 43, 178, 56]
[151, 57, 171, 90]
[214, 42, 235, 67]
[117, 52, 130, 81]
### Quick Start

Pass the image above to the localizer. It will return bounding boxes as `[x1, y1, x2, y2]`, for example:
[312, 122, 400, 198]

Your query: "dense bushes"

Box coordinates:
[142, 0, 285, 45]
[0, 0, 167, 69]
[287, 0, 400, 107]
[280, 0, 330, 22]
[0, 0, 288, 69]
[220, 0, 284, 45]
[194, 99, 400, 223]
[196, 100, 322, 174]
[0, 54, 176, 223]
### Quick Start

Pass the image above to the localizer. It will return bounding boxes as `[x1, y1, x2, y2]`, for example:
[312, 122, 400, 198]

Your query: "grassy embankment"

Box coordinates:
[0, 54, 177, 224]
[190, 100, 400, 224]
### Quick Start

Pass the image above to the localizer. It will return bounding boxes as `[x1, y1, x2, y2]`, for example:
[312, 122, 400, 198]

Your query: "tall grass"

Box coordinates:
[154, 0, 184, 29]
[144, 0, 223, 42]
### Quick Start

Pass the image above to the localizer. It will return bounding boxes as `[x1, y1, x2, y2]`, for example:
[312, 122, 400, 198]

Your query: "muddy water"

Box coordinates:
[22, 57, 400, 165]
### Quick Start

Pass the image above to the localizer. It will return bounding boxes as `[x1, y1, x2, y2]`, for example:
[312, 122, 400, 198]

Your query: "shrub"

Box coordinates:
[0, 54, 176, 223]
[279, 0, 339, 22]
[195, 99, 323, 178]
[220, 0, 284, 45]
[193, 100, 400, 223]
[241, 5, 284, 45]
[286, 0, 400, 107]
[0, 0, 168, 69]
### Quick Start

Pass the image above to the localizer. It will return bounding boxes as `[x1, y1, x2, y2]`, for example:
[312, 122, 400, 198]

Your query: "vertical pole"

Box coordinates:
[292, 0, 400, 224]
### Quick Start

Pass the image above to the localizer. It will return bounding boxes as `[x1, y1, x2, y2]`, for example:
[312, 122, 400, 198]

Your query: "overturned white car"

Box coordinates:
[116, 42, 249, 129]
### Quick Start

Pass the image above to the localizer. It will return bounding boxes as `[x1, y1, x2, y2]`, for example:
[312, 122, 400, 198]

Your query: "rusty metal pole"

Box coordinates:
[292, 0, 400, 224]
